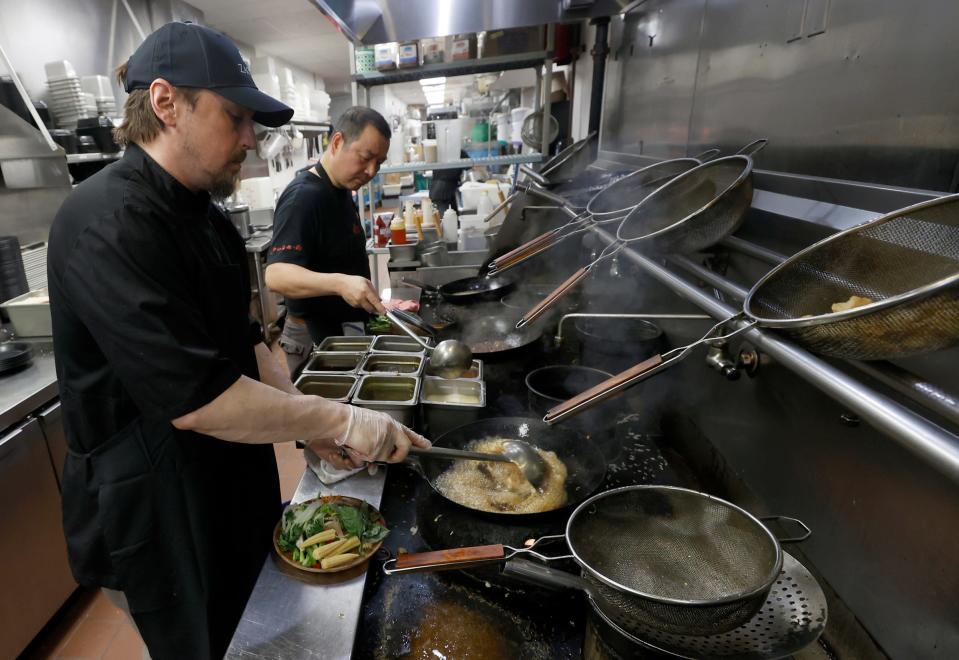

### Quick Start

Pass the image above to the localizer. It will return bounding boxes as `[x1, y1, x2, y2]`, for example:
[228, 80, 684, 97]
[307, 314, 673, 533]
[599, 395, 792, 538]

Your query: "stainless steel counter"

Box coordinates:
[0, 342, 58, 432]
[226, 465, 386, 660]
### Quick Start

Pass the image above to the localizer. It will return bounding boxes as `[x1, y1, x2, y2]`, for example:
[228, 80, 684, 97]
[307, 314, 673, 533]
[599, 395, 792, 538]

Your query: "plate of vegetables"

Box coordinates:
[273, 495, 389, 573]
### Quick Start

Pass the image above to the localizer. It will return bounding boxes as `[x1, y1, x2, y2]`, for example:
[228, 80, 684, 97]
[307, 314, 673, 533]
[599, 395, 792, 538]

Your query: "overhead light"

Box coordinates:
[419, 77, 446, 87]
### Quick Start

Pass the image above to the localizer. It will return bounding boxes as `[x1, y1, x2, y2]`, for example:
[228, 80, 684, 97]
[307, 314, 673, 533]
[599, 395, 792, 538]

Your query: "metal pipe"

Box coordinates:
[848, 361, 959, 429]
[594, 226, 959, 485]
[555, 312, 711, 345]
[720, 236, 788, 265]
[587, 17, 610, 137]
[0, 45, 58, 152]
[668, 255, 749, 299]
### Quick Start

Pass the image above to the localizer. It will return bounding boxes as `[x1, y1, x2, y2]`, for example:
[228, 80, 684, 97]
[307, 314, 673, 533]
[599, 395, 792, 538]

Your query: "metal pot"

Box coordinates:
[225, 204, 252, 239]
[573, 317, 666, 372]
[526, 365, 620, 459]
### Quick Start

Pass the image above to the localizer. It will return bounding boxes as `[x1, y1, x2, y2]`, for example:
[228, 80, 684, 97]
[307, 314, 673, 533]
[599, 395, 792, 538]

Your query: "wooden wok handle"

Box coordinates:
[393, 544, 506, 572]
[518, 267, 588, 328]
[545, 355, 664, 421]
[492, 231, 556, 268]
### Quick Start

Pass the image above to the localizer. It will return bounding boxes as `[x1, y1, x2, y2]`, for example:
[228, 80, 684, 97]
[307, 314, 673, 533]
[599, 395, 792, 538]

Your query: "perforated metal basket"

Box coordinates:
[745, 193, 959, 360]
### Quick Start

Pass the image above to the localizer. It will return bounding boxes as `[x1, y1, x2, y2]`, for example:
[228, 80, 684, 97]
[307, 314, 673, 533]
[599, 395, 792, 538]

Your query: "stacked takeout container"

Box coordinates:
[81, 75, 117, 116]
[44, 60, 92, 128]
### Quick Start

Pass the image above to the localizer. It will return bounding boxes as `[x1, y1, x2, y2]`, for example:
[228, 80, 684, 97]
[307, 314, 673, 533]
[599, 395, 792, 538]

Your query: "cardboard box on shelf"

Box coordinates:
[482, 26, 545, 57]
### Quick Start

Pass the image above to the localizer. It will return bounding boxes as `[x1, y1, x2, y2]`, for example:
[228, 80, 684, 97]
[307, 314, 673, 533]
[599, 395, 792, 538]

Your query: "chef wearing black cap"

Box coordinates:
[46, 22, 429, 659]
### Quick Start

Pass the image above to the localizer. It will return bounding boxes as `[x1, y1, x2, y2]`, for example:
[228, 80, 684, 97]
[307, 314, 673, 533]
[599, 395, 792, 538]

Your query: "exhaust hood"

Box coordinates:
[310, 0, 630, 45]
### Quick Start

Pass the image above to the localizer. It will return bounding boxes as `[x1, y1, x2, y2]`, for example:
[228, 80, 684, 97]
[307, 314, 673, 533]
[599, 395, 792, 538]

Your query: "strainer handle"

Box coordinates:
[516, 266, 590, 329]
[760, 516, 812, 543]
[383, 544, 507, 574]
[501, 559, 589, 593]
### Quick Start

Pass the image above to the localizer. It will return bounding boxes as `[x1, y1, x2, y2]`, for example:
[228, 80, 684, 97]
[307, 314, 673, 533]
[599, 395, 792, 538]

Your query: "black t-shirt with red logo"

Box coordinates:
[267, 163, 370, 341]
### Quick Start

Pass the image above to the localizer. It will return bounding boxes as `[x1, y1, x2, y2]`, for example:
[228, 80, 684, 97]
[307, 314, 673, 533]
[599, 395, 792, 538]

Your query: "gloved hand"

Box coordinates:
[335, 405, 431, 473]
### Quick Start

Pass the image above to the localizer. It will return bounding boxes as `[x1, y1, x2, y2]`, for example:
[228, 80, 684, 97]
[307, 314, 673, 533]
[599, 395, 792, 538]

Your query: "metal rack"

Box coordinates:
[65, 152, 122, 164]
[352, 51, 553, 86]
[378, 152, 543, 174]
[349, 26, 556, 224]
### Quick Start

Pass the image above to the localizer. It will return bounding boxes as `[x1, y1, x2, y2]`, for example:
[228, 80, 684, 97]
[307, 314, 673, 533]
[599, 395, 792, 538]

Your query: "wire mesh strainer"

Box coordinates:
[516, 155, 758, 329]
[745, 192, 959, 360]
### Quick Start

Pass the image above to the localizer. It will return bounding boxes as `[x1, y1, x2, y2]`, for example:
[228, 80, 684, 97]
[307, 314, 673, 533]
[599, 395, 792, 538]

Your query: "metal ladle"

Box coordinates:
[385, 309, 473, 379]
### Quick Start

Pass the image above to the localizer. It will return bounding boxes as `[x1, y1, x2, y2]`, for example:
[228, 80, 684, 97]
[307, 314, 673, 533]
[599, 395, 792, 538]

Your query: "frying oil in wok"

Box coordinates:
[434, 438, 568, 513]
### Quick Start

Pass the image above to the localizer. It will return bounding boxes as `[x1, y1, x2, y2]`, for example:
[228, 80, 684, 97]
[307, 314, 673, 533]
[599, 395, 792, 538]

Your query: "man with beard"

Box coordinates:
[265, 106, 393, 374]
[46, 22, 429, 660]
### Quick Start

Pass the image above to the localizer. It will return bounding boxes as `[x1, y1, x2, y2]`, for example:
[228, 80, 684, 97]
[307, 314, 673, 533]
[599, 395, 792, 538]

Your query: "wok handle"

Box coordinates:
[400, 277, 437, 294]
[501, 559, 589, 593]
[759, 516, 812, 543]
[386, 544, 507, 574]
[544, 355, 664, 422]
[517, 267, 589, 329]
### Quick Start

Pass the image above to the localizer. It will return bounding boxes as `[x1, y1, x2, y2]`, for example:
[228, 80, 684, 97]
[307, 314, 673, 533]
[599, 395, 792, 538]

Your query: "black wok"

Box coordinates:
[403, 275, 514, 304]
[407, 417, 607, 517]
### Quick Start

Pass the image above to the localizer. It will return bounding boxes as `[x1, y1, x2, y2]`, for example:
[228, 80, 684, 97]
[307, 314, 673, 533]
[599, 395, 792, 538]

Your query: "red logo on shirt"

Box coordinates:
[352, 224, 361, 235]
[271, 244, 304, 254]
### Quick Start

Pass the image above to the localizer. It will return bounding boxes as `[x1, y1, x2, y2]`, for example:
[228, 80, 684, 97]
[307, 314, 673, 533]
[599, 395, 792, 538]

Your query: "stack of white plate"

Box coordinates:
[45, 60, 91, 128]
[82, 75, 117, 116]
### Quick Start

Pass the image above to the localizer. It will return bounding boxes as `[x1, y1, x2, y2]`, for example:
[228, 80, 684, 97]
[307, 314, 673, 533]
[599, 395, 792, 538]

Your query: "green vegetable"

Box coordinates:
[277, 499, 389, 561]
[367, 314, 392, 333]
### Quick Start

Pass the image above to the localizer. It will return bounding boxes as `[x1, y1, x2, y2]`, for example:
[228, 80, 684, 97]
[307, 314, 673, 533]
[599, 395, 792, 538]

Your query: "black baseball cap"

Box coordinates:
[124, 22, 293, 128]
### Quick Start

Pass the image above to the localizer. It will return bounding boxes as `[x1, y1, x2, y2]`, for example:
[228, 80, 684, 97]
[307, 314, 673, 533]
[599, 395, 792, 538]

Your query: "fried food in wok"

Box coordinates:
[434, 438, 568, 513]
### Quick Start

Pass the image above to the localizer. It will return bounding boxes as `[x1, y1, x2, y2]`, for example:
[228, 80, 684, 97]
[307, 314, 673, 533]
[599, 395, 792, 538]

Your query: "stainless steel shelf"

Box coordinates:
[290, 120, 331, 132]
[65, 152, 122, 164]
[353, 51, 551, 86]
[379, 153, 543, 174]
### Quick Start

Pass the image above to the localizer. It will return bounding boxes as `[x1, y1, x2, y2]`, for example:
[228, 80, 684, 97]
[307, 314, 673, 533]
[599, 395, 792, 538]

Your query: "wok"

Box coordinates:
[402, 274, 514, 304]
[401, 417, 606, 518]
[439, 301, 545, 357]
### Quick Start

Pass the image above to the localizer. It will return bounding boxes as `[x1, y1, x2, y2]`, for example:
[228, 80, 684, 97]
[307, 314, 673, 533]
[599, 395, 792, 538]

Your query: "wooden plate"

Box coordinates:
[272, 495, 387, 574]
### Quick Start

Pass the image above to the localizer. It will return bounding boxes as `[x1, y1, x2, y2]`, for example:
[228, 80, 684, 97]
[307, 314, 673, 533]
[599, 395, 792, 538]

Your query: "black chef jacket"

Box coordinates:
[47, 143, 280, 660]
[267, 163, 370, 343]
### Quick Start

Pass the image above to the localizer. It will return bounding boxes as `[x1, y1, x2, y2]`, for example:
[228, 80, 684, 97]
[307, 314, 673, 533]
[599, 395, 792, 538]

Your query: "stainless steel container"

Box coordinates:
[301, 351, 365, 374]
[294, 374, 358, 402]
[424, 357, 483, 380]
[388, 241, 418, 262]
[225, 203, 252, 239]
[370, 335, 433, 356]
[316, 335, 374, 353]
[351, 375, 420, 426]
[359, 353, 424, 376]
[420, 378, 486, 436]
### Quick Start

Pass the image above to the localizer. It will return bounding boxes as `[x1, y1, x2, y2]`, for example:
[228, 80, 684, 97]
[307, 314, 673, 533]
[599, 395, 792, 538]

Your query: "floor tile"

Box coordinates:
[54, 618, 119, 659]
[84, 590, 124, 623]
[101, 621, 146, 660]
